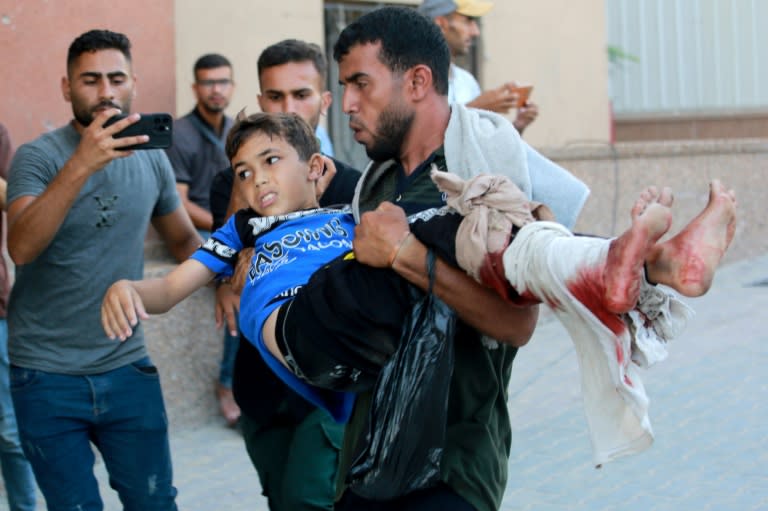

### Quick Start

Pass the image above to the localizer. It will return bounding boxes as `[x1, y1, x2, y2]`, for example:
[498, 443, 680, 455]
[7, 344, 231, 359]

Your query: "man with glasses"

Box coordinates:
[165, 53, 241, 426]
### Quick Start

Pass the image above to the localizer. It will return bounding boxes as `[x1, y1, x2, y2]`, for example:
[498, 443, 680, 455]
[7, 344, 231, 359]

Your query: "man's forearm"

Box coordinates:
[391, 235, 538, 346]
[184, 200, 214, 231]
[7, 159, 92, 264]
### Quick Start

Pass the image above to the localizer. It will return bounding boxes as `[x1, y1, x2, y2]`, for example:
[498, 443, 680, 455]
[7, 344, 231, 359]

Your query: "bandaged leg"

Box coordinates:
[502, 222, 692, 464]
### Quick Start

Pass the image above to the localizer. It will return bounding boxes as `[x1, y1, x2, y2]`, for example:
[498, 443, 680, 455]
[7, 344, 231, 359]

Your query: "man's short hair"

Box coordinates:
[418, 0, 494, 19]
[258, 39, 328, 83]
[194, 53, 232, 74]
[226, 112, 320, 163]
[67, 29, 131, 75]
[333, 6, 450, 96]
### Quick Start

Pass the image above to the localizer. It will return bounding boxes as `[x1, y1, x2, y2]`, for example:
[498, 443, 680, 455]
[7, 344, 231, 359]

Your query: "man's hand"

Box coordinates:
[101, 280, 149, 342]
[353, 202, 410, 267]
[315, 156, 337, 201]
[70, 108, 148, 174]
[467, 83, 519, 114]
[215, 282, 240, 336]
[230, 247, 254, 295]
[513, 101, 539, 135]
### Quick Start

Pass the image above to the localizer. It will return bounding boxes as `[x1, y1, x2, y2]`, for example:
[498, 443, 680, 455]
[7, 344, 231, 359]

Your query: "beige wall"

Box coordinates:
[174, 0, 324, 117]
[483, 0, 611, 148]
[173, 0, 610, 148]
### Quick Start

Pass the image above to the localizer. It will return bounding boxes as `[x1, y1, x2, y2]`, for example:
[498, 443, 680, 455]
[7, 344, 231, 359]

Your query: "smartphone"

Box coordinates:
[511, 85, 533, 108]
[103, 113, 173, 150]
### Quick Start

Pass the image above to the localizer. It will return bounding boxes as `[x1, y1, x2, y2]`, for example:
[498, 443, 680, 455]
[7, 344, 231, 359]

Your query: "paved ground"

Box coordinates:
[3, 254, 766, 510]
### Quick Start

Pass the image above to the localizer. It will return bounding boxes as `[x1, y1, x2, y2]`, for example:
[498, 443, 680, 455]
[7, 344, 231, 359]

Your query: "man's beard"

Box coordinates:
[363, 102, 415, 162]
[73, 100, 126, 127]
[200, 97, 229, 114]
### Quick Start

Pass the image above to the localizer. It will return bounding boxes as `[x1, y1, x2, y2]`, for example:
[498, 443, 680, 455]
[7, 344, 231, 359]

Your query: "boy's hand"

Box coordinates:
[101, 279, 149, 341]
[316, 156, 337, 201]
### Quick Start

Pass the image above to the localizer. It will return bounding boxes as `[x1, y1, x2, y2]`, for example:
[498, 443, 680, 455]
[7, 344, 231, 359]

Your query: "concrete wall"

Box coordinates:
[171, 0, 610, 147]
[548, 139, 768, 266]
[0, 0, 175, 145]
[482, 0, 611, 147]
[173, 0, 325, 117]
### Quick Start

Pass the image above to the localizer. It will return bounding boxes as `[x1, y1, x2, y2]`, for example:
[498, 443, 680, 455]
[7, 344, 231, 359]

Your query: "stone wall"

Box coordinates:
[546, 138, 768, 265]
[147, 138, 768, 430]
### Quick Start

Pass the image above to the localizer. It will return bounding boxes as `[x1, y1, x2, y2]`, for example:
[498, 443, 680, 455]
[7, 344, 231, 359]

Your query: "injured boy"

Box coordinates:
[101, 112, 736, 463]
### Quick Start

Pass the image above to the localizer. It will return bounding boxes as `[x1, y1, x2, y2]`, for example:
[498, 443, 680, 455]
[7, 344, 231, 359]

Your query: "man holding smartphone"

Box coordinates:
[6, 29, 200, 510]
[419, 0, 540, 134]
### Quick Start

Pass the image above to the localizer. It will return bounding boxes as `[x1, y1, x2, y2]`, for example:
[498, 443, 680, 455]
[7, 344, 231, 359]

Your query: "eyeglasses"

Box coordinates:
[196, 79, 233, 88]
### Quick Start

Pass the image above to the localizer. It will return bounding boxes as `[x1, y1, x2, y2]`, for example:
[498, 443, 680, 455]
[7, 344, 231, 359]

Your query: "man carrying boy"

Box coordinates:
[102, 111, 735, 510]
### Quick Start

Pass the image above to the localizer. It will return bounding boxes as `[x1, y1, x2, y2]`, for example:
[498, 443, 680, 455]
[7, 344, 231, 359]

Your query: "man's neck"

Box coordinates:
[195, 105, 225, 135]
[397, 98, 451, 175]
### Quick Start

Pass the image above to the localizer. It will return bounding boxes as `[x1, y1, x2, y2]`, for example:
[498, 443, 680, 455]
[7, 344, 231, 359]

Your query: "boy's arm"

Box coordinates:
[101, 259, 215, 341]
[354, 202, 538, 346]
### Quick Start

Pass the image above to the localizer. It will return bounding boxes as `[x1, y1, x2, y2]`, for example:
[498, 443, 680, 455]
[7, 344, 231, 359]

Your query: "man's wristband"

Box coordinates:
[387, 231, 412, 268]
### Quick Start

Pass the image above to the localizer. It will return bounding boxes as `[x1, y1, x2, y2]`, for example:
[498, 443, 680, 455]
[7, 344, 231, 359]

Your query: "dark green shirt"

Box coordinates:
[339, 149, 518, 511]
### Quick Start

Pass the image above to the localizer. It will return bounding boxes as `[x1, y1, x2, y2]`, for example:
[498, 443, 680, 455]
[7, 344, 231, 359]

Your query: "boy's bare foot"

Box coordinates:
[646, 179, 737, 297]
[602, 187, 673, 313]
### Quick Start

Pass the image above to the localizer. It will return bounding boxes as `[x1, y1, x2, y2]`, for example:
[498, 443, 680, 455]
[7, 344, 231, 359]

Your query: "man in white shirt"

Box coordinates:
[418, 0, 539, 134]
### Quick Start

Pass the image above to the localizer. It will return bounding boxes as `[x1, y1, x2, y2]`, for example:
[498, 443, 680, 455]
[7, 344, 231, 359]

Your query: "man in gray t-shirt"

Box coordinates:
[6, 29, 201, 511]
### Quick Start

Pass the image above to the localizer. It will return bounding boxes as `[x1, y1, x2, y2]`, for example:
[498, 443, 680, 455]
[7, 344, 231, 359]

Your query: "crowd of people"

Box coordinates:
[0, 2, 737, 511]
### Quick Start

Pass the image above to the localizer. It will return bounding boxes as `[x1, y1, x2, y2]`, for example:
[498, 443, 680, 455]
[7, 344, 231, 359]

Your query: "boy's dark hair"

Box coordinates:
[258, 39, 328, 83]
[333, 6, 450, 95]
[67, 29, 132, 75]
[194, 53, 232, 76]
[226, 112, 320, 162]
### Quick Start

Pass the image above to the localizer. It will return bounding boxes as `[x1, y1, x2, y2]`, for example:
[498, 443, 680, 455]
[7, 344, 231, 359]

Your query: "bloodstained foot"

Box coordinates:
[603, 191, 673, 313]
[646, 179, 737, 297]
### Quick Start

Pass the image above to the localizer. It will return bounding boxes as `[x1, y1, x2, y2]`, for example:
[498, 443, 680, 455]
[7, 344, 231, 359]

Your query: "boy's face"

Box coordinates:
[231, 132, 323, 217]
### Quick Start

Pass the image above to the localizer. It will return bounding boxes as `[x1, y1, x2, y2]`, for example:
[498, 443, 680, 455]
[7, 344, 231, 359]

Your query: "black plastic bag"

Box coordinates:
[348, 250, 456, 500]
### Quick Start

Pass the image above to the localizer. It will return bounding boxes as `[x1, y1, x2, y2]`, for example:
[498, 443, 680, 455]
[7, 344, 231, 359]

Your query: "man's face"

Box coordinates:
[193, 66, 234, 114]
[338, 43, 415, 161]
[436, 13, 481, 57]
[258, 61, 331, 131]
[62, 49, 136, 128]
[231, 132, 321, 217]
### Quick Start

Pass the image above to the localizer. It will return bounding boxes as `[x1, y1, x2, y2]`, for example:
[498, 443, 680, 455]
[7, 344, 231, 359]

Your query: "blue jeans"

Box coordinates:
[219, 326, 239, 388]
[10, 357, 177, 511]
[0, 320, 36, 511]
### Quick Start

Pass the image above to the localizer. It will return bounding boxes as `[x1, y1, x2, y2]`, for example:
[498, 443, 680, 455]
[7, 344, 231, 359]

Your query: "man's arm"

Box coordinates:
[151, 205, 204, 262]
[466, 83, 518, 114]
[354, 202, 538, 346]
[176, 182, 214, 231]
[7, 110, 148, 264]
[0, 123, 12, 209]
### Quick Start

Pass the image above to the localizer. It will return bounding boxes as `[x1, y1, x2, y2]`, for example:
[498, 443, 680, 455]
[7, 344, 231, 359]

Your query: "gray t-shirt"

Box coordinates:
[7, 123, 180, 374]
[164, 110, 232, 211]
